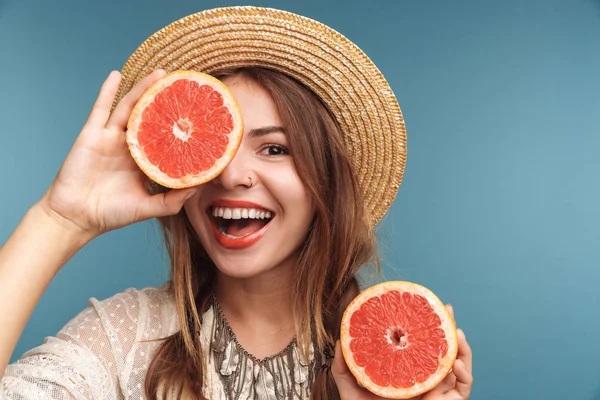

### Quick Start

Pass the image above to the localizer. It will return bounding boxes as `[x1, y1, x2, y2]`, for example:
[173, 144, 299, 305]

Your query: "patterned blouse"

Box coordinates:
[1, 287, 321, 399]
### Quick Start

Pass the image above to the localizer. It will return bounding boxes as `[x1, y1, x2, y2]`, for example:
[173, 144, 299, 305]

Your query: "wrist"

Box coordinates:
[30, 199, 96, 248]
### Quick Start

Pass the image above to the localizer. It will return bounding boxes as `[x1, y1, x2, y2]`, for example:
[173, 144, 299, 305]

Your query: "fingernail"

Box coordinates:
[458, 328, 466, 340]
[107, 70, 120, 80]
[184, 189, 197, 200]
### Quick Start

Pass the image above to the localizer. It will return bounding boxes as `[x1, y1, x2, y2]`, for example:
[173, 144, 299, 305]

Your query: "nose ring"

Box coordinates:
[247, 176, 253, 188]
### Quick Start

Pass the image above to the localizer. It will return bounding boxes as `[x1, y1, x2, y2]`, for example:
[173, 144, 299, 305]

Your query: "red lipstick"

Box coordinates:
[207, 199, 274, 250]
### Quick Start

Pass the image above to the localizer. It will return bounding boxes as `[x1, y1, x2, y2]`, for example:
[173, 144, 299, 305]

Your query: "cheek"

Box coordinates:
[268, 166, 314, 219]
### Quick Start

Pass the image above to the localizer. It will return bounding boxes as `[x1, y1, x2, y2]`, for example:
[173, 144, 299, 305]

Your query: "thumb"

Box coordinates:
[332, 341, 424, 400]
[331, 341, 374, 399]
[138, 188, 197, 219]
[331, 341, 351, 377]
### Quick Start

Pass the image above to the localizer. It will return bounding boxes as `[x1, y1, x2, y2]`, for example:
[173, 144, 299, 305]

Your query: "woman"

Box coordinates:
[0, 7, 472, 400]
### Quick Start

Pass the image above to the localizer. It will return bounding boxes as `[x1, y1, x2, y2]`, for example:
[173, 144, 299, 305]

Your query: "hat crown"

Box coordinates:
[116, 6, 407, 225]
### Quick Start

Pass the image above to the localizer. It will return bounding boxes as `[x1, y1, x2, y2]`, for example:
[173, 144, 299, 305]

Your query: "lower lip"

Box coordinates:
[208, 216, 272, 250]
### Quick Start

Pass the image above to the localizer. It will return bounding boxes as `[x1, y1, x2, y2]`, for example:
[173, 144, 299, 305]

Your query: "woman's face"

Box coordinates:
[184, 75, 315, 279]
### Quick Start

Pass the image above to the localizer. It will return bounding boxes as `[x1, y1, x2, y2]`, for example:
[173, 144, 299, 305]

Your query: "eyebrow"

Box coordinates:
[248, 126, 286, 137]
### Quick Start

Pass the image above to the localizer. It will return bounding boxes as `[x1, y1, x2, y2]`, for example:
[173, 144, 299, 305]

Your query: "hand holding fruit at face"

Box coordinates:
[332, 282, 473, 399]
[39, 70, 232, 240]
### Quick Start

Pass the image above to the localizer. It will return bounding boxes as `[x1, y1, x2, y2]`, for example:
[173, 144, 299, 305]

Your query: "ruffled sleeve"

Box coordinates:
[1, 287, 176, 400]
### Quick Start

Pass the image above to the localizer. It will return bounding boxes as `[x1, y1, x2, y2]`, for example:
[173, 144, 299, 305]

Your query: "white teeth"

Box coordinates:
[212, 207, 273, 220]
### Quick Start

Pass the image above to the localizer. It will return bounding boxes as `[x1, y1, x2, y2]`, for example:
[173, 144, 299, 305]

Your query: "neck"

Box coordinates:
[213, 264, 294, 334]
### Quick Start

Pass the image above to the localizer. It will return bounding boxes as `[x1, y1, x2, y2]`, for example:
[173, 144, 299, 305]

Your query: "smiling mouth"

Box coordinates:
[207, 206, 274, 248]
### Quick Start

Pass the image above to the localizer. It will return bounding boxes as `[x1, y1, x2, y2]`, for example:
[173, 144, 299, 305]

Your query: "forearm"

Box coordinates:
[0, 202, 90, 374]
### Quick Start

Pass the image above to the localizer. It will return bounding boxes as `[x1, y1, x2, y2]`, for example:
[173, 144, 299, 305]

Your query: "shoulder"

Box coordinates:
[89, 286, 174, 313]
[86, 285, 179, 340]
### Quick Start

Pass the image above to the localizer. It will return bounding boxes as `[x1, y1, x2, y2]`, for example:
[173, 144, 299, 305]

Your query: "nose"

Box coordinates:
[212, 147, 255, 190]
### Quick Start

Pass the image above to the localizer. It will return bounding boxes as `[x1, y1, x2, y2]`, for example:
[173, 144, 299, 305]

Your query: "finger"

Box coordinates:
[85, 71, 122, 128]
[106, 69, 167, 131]
[137, 187, 197, 220]
[454, 329, 473, 397]
[331, 341, 380, 399]
[445, 304, 454, 320]
[457, 329, 472, 373]
[453, 359, 473, 398]
[427, 371, 456, 394]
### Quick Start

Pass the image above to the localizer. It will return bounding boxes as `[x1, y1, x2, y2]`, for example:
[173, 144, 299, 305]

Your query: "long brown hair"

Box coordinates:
[144, 67, 379, 399]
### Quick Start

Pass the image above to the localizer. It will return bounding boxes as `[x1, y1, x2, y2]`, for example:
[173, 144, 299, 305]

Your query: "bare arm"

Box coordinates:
[0, 70, 196, 376]
[0, 204, 89, 375]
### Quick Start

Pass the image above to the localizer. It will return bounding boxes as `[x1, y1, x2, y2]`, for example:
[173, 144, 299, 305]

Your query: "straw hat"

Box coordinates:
[115, 6, 407, 225]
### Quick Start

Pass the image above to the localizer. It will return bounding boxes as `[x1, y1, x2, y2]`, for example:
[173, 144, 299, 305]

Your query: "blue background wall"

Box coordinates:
[2, 0, 599, 398]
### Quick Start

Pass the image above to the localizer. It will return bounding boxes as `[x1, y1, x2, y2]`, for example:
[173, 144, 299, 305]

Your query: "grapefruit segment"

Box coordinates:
[340, 281, 458, 399]
[126, 70, 243, 188]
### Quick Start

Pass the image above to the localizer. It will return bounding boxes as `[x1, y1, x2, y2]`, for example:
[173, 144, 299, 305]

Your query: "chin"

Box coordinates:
[204, 242, 299, 281]
[210, 253, 269, 279]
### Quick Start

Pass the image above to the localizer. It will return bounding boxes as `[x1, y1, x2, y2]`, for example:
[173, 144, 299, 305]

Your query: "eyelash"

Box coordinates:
[260, 144, 290, 156]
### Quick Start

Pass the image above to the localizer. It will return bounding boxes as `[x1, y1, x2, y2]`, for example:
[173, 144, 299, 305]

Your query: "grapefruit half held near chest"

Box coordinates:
[127, 70, 243, 188]
[340, 281, 458, 399]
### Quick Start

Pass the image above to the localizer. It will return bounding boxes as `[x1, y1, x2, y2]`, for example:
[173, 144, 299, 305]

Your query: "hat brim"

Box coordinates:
[115, 6, 407, 226]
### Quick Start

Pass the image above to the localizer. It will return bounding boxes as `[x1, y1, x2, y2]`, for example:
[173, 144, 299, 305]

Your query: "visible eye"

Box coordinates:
[260, 144, 289, 156]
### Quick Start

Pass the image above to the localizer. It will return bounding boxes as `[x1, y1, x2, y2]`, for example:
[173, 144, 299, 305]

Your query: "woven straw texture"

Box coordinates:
[115, 6, 407, 225]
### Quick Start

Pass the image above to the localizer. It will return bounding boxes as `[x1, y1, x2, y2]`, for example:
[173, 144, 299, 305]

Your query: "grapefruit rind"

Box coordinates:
[126, 70, 244, 189]
[340, 281, 458, 399]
